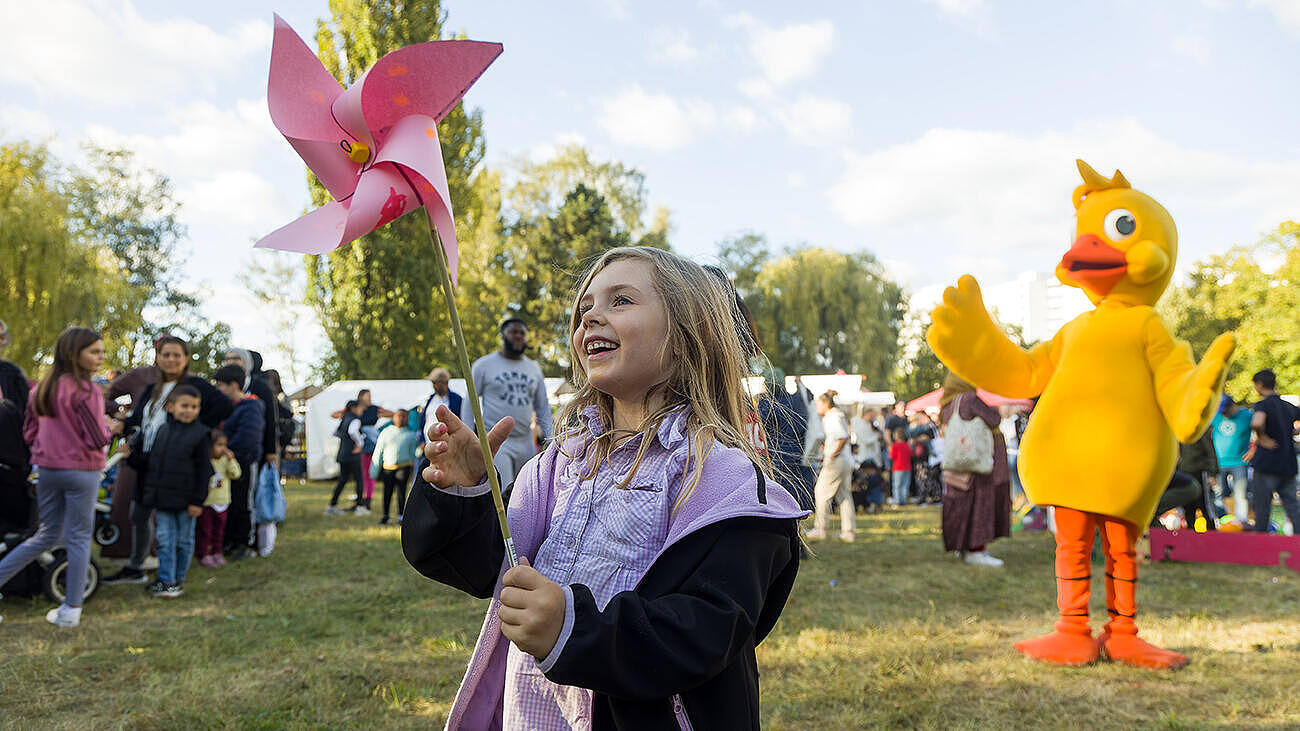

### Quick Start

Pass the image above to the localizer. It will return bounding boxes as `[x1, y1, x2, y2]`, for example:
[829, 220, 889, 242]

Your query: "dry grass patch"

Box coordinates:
[1, 485, 1297, 728]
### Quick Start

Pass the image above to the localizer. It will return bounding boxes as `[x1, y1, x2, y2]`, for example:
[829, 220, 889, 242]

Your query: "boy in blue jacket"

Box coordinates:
[213, 365, 265, 561]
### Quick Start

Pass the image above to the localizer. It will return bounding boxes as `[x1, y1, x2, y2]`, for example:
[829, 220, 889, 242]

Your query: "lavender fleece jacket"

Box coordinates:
[423, 435, 807, 730]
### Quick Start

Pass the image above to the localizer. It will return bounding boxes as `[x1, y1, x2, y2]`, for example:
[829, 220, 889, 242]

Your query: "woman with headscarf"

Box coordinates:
[103, 336, 232, 584]
[939, 371, 1011, 567]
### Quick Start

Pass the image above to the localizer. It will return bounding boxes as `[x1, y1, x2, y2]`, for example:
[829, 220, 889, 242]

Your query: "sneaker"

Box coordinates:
[963, 550, 1005, 567]
[45, 604, 81, 627]
[156, 584, 184, 599]
[102, 567, 149, 585]
[199, 555, 217, 569]
[214, 554, 227, 568]
[324, 505, 345, 516]
[838, 531, 856, 542]
[396, 514, 403, 524]
[353, 505, 371, 516]
[378, 515, 390, 525]
[227, 546, 250, 562]
[146, 580, 168, 596]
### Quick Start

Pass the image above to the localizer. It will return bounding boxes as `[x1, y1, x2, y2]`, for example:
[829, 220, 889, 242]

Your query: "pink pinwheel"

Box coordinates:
[255, 14, 501, 283]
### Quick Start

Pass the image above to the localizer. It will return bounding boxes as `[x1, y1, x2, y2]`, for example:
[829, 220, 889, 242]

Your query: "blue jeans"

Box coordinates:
[1250, 471, 1300, 532]
[892, 470, 912, 505]
[1222, 465, 1251, 522]
[155, 510, 197, 585]
[0, 468, 98, 606]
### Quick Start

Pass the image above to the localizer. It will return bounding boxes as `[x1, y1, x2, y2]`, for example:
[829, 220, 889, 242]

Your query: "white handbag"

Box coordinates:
[942, 394, 994, 475]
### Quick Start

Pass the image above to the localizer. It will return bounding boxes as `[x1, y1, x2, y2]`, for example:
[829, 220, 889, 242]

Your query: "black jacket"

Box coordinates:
[124, 375, 233, 433]
[127, 417, 212, 511]
[401, 460, 801, 730]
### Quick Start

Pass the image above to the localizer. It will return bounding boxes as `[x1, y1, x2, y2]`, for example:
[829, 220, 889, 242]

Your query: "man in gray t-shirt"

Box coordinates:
[471, 317, 555, 494]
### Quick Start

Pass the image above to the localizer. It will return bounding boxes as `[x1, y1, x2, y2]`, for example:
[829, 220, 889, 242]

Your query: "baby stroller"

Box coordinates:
[0, 468, 102, 605]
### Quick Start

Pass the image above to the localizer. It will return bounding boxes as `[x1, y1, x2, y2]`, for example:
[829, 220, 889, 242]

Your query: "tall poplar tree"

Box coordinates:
[306, 0, 500, 380]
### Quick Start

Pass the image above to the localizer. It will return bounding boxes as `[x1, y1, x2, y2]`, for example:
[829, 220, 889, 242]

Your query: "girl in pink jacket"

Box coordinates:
[0, 327, 122, 627]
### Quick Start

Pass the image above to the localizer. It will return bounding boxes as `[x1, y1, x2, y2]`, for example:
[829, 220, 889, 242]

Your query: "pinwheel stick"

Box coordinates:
[421, 207, 519, 570]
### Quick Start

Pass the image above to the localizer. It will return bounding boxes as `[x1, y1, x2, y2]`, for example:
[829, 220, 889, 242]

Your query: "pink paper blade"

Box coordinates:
[362, 40, 503, 145]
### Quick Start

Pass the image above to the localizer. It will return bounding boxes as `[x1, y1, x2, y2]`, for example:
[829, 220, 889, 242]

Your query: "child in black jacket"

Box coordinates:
[125, 385, 212, 598]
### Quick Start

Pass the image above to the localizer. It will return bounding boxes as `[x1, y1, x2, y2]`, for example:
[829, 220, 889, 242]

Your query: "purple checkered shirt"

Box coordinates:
[500, 405, 690, 730]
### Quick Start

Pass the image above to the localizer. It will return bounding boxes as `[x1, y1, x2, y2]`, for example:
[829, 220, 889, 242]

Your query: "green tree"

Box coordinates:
[2, 140, 227, 376]
[492, 148, 671, 373]
[748, 247, 905, 386]
[891, 310, 946, 401]
[64, 145, 229, 371]
[306, 0, 498, 379]
[715, 231, 770, 300]
[506, 184, 632, 370]
[1162, 221, 1300, 399]
[0, 142, 116, 372]
[239, 251, 307, 383]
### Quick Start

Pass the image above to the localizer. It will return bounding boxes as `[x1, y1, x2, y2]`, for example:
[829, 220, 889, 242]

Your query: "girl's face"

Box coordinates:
[78, 339, 105, 374]
[156, 343, 188, 380]
[573, 258, 671, 405]
[212, 437, 228, 455]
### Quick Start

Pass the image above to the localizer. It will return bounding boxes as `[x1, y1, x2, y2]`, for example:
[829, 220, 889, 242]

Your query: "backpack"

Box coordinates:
[943, 394, 994, 474]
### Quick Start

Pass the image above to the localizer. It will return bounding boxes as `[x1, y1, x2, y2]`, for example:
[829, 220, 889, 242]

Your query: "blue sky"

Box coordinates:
[3, 0, 1299, 381]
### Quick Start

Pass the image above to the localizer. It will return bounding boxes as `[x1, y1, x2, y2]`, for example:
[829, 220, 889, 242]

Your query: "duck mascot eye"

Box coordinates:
[926, 160, 1236, 669]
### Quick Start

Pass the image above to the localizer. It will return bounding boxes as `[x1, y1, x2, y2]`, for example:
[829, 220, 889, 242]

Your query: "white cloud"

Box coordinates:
[828, 120, 1300, 287]
[648, 26, 699, 64]
[727, 14, 835, 93]
[176, 170, 292, 230]
[776, 95, 852, 146]
[724, 105, 759, 132]
[1251, 0, 1300, 35]
[597, 86, 716, 150]
[83, 98, 276, 178]
[0, 0, 268, 105]
[0, 106, 55, 140]
[528, 132, 588, 164]
[921, 0, 995, 35]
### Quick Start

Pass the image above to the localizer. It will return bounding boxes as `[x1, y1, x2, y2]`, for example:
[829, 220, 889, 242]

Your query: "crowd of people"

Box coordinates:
[0, 322, 292, 625]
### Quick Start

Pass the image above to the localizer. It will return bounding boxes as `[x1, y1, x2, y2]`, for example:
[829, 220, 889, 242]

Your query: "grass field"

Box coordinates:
[1, 480, 1298, 729]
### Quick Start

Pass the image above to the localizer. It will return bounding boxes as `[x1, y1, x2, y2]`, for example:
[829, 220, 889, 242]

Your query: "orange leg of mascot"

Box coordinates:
[1013, 508, 1188, 669]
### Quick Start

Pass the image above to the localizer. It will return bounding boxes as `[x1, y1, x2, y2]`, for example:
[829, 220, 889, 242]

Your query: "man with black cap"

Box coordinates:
[463, 316, 554, 496]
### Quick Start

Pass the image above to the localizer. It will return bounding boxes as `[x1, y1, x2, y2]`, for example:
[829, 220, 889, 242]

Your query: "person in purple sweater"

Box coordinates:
[403, 248, 807, 729]
[0, 327, 122, 627]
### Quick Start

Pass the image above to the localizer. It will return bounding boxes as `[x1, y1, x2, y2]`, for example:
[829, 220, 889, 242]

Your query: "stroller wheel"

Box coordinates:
[94, 521, 120, 547]
[42, 550, 100, 604]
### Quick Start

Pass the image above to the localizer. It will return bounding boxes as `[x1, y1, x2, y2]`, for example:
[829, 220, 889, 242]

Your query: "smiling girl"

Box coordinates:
[0, 327, 122, 627]
[403, 247, 807, 730]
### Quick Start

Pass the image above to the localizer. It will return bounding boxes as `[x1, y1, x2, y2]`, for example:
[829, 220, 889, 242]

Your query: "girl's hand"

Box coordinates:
[499, 557, 565, 659]
[421, 404, 514, 488]
[187, 505, 203, 518]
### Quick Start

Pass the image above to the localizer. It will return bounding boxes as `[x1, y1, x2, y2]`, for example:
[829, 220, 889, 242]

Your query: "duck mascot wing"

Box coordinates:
[927, 160, 1235, 669]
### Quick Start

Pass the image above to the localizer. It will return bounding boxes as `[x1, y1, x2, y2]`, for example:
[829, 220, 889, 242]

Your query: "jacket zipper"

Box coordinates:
[672, 694, 694, 731]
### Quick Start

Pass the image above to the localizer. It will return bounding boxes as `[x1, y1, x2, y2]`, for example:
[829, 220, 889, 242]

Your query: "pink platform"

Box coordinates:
[1148, 528, 1300, 573]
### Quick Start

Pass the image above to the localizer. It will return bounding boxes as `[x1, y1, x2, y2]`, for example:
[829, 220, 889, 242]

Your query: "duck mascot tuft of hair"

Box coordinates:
[926, 160, 1235, 669]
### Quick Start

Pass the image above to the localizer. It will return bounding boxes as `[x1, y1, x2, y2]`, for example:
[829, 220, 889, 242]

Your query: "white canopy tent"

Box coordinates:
[305, 377, 570, 480]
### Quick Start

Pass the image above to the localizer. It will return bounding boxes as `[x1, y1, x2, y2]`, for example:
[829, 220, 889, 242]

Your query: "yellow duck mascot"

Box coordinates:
[927, 161, 1235, 669]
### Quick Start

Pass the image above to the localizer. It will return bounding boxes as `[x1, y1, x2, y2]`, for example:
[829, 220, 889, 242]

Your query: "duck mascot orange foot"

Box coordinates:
[927, 161, 1235, 670]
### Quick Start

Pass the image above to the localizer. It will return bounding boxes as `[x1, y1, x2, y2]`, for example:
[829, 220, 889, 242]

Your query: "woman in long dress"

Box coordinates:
[939, 372, 1011, 567]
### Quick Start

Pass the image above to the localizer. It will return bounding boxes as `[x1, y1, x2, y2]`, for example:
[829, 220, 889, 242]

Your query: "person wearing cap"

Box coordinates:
[417, 367, 464, 444]
[464, 316, 554, 497]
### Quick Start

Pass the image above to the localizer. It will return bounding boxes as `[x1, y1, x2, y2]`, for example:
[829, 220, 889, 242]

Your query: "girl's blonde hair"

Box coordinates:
[556, 246, 769, 511]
